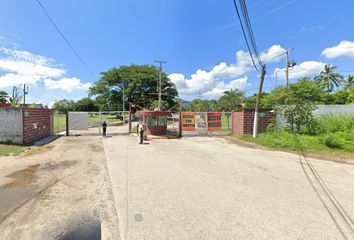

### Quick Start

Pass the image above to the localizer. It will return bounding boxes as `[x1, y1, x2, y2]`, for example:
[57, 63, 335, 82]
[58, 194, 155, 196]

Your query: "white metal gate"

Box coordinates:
[67, 111, 131, 136]
[181, 112, 232, 137]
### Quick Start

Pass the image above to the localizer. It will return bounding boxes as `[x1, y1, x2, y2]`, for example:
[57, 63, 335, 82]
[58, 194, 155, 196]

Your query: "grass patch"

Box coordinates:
[53, 116, 67, 133]
[132, 126, 137, 133]
[232, 131, 354, 160]
[0, 144, 26, 156]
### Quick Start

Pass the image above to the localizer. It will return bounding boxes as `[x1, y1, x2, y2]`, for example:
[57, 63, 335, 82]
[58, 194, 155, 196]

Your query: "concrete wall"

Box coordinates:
[276, 105, 354, 128]
[0, 108, 23, 144]
[22, 108, 53, 143]
[232, 109, 276, 136]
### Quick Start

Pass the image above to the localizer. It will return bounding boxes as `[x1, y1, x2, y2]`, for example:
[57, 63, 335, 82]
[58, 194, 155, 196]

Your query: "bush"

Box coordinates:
[320, 133, 344, 149]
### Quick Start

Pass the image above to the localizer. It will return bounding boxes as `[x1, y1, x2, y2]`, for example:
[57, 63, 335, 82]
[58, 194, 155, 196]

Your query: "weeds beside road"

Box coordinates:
[234, 114, 354, 162]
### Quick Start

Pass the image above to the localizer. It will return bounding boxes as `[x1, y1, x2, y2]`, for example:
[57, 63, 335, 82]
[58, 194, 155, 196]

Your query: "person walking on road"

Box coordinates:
[139, 124, 144, 144]
[102, 121, 107, 137]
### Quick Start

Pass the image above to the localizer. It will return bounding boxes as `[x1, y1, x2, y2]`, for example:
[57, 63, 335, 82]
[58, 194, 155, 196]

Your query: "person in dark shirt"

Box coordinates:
[102, 121, 107, 137]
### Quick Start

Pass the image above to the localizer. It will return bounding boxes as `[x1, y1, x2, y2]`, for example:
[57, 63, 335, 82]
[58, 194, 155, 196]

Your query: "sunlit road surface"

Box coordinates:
[105, 134, 354, 240]
[0, 128, 353, 239]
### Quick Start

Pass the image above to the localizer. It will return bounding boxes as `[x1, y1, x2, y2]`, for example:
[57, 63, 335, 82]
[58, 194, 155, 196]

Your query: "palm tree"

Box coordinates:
[219, 88, 245, 129]
[340, 75, 354, 91]
[209, 99, 220, 112]
[314, 64, 344, 92]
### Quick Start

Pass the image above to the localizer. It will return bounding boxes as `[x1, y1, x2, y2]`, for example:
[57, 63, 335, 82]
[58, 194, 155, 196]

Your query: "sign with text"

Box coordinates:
[182, 112, 195, 131]
[207, 112, 222, 131]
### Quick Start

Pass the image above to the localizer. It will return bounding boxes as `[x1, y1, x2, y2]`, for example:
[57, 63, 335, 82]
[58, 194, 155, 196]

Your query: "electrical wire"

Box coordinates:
[233, 0, 260, 71]
[239, 0, 263, 67]
[35, 0, 98, 81]
[165, 0, 281, 60]
[170, 0, 295, 60]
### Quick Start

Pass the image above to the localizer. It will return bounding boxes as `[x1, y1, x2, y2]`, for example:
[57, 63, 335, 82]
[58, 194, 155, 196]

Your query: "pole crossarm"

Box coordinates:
[128, 102, 149, 111]
[166, 102, 181, 112]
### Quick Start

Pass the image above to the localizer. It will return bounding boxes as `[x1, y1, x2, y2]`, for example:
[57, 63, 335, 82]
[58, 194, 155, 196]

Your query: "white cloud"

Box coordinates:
[272, 61, 326, 81]
[0, 46, 90, 93]
[0, 47, 65, 78]
[0, 73, 41, 87]
[322, 41, 354, 59]
[169, 45, 287, 99]
[0, 36, 20, 48]
[298, 26, 324, 33]
[44, 78, 91, 92]
[203, 76, 249, 99]
[260, 45, 286, 63]
[48, 101, 56, 108]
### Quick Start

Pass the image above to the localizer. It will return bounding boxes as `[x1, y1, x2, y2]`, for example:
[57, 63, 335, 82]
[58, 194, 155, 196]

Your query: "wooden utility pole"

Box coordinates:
[154, 60, 167, 111]
[253, 64, 266, 138]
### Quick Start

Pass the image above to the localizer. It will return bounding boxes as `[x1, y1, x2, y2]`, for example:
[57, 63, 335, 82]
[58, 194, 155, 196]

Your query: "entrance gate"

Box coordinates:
[181, 112, 232, 137]
[66, 111, 133, 136]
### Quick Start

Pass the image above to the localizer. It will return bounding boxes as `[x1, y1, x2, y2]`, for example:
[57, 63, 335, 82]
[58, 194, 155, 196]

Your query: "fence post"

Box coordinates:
[66, 112, 69, 136]
[179, 112, 182, 137]
[99, 112, 101, 135]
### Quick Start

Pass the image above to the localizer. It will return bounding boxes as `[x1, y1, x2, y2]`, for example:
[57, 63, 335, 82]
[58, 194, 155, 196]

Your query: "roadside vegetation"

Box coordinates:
[234, 113, 354, 160]
[0, 144, 26, 156]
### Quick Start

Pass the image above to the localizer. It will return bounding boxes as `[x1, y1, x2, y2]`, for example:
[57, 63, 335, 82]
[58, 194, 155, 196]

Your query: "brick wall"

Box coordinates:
[22, 108, 53, 143]
[232, 108, 276, 136]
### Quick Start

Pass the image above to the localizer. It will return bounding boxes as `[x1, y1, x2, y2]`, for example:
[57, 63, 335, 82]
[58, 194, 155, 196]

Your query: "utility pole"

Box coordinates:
[23, 84, 29, 107]
[253, 64, 266, 138]
[273, 48, 294, 104]
[154, 60, 167, 111]
[199, 92, 201, 112]
[285, 48, 294, 89]
[273, 48, 294, 89]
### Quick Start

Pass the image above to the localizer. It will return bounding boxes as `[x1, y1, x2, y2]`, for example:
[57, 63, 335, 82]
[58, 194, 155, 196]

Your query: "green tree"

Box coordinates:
[340, 75, 354, 91]
[94, 96, 108, 111]
[244, 92, 277, 108]
[52, 99, 76, 114]
[328, 90, 349, 104]
[279, 100, 317, 132]
[209, 99, 220, 112]
[75, 97, 98, 112]
[89, 64, 178, 111]
[314, 64, 343, 93]
[149, 100, 169, 111]
[347, 87, 354, 104]
[188, 99, 210, 112]
[287, 77, 326, 104]
[0, 91, 9, 104]
[219, 88, 245, 129]
[219, 88, 245, 111]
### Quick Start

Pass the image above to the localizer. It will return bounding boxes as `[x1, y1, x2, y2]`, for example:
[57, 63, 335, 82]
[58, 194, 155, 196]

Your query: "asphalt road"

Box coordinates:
[0, 128, 354, 239]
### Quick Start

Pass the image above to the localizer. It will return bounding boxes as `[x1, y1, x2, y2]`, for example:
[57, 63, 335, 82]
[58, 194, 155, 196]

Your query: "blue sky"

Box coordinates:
[1, 0, 354, 108]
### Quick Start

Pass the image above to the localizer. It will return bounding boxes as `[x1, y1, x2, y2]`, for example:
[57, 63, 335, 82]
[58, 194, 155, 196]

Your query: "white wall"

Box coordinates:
[276, 105, 354, 128]
[0, 108, 23, 144]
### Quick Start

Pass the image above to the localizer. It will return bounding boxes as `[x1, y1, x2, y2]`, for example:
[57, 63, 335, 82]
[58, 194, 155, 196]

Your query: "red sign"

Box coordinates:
[207, 112, 222, 131]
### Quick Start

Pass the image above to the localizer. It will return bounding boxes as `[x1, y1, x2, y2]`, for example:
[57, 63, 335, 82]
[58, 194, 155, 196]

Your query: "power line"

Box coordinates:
[165, 0, 282, 60]
[233, 0, 260, 70]
[169, 0, 295, 61]
[36, 0, 98, 81]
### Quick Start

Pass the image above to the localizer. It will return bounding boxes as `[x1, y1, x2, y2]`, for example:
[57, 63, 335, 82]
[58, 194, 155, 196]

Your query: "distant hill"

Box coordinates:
[181, 100, 190, 108]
